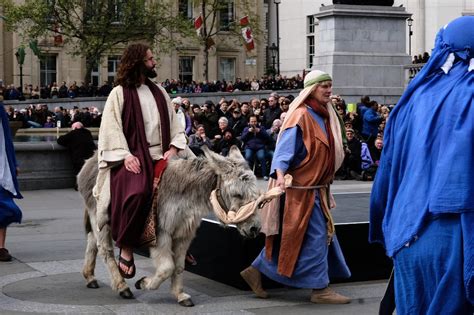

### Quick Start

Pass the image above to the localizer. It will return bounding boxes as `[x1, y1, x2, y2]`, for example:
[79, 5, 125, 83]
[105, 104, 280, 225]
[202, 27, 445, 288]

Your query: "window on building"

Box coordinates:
[84, 0, 97, 22]
[40, 55, 57, 87]
[107, 56, 121, 84]
[45, 0, 57, 23]
[178, 0, 193, 19]
[89, 59, 100, 87]
[308, 15, 316, 34]
[109, 0, 125, 24]
[307, 15, 317, 69]
[307, 36, 315, 69]
[219, 0, 235, 31]
[179, 56, 194, 84]
[219, 57, 235, 82]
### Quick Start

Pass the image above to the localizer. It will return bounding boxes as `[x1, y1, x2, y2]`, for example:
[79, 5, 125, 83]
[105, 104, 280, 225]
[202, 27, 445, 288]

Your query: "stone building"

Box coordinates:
[264, 0, 473, 103]
[0, 0, 266, 90]
[268, 0, 474, 77]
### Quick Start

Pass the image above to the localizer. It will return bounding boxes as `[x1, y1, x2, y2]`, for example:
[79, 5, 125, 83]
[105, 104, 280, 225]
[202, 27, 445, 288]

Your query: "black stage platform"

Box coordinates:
[184, 192, 392, 289]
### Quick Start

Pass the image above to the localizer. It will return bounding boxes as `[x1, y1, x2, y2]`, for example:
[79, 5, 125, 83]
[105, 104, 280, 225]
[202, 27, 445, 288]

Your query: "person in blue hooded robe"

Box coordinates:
[0, 103, 23, 262]
[369, 16, 474, 314]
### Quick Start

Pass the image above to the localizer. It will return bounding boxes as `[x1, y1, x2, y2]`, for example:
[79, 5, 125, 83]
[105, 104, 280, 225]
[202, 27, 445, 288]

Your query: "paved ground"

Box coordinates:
[0, 180, 389, 314]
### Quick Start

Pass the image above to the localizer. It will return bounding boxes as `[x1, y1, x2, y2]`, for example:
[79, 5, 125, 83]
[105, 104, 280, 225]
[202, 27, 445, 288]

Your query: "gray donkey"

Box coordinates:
[77, 146, 261, 306]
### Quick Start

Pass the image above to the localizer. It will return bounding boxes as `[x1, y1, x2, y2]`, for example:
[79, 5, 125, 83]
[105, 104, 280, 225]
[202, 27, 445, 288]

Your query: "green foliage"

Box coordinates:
[0, 0, 194, 82]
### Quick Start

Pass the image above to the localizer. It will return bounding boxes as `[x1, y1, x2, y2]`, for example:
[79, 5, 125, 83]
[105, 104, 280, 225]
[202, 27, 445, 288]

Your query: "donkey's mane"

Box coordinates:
[163, 156, 218, 195]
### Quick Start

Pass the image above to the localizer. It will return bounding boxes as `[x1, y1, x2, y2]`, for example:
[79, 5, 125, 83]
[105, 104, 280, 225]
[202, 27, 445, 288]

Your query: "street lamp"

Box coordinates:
[269, 42, 278, 75]
[273, 0, 281, 75]
[407, 17, 413, 56]
[15, 47, 25, 96]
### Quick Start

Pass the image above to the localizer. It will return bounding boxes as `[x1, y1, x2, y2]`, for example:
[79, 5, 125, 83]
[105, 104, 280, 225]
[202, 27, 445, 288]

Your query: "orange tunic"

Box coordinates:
[265, 105, 335, 277]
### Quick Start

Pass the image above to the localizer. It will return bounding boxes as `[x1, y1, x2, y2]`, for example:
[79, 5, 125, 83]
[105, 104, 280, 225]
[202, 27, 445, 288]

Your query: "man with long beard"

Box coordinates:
[93, 43, 186, 280]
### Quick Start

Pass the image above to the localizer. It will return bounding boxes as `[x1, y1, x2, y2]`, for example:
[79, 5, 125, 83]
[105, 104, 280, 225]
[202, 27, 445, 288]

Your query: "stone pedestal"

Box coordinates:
[314, 5, 411, 104]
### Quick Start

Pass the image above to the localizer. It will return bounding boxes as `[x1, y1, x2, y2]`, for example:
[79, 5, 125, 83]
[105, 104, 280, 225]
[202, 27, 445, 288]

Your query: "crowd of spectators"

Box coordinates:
[412, 52, 430, 64]
[172, 92, 391, 181]
[5, 104, 102, 129]
[0, 74, 304, 101]
[6, 90, 391, 181]
[161, 75, 304, 94]
[0, 81, 113, 101]
[333, 95, 391, 181]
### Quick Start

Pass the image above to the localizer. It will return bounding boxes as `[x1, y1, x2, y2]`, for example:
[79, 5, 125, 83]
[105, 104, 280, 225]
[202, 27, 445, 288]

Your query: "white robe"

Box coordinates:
[93, 83, 187, 230]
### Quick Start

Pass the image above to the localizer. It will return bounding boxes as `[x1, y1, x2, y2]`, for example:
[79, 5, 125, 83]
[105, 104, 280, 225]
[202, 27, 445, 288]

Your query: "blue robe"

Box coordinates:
[252, 107, 350, 288]
[369, 16, 474, 313]
[0, 104, 22, 228]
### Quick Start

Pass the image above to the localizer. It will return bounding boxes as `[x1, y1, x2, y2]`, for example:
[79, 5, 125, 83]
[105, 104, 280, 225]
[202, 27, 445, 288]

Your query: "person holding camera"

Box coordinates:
[241, 115, 271, 180]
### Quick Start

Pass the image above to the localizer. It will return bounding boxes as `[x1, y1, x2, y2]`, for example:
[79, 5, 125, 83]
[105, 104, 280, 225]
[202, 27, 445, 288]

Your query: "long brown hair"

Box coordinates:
[115, 43, 150, 88]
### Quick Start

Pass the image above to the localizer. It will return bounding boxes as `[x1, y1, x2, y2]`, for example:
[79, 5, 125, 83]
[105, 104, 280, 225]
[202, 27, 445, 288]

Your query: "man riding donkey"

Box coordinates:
[93, 43, 187, 279]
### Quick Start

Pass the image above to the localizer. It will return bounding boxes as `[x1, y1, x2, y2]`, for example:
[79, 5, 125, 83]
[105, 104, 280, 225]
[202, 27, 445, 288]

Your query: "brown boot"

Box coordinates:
[0, 248, 12, 262]
[240, 266, 268, 299]
[310, 287, 351, 304]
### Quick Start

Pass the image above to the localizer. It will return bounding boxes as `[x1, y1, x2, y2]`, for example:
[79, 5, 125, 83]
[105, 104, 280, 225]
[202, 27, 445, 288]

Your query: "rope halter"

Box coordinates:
[209, 174, 294, 225]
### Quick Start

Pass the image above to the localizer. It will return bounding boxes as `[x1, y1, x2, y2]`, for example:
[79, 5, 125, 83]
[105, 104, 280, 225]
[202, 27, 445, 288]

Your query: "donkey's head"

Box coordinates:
[203, 146, 261, 238]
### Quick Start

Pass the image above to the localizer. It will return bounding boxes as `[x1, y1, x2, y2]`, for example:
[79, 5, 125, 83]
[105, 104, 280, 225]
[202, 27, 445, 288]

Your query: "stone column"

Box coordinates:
[313, 5, 411, 104]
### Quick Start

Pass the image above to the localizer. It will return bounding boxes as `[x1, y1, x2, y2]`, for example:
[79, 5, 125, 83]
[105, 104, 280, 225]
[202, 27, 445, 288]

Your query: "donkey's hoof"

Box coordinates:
[135, 276, 146, 290]
[179, 298, 195, 307]
[119, 288, 134, 299]
[86, 280, 99, 289]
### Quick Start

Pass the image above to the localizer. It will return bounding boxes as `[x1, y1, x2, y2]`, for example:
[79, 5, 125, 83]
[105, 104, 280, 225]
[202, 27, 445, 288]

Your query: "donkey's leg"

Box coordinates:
[82, 219, 99, 289]
[170, 236, 195, 307]
[135, 232, 174, 291]
[95, 221, 134, 299]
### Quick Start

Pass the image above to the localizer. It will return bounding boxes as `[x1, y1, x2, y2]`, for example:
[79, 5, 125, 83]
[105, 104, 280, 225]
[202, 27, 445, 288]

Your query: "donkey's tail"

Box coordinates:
[84, 209, 92, 234]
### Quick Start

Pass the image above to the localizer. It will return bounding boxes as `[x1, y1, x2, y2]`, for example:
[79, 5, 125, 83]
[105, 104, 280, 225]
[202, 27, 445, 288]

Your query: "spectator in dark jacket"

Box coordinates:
[228, 107, 247, 137]
[193, 100, 219, 135]
[213, 128, 242, 156]
[343, 128, 363, 180]
[57, 122, 96, 177]
[241, 115, 271, 179]
[262, 96, 282, 129]
[188, 124, 212, 156]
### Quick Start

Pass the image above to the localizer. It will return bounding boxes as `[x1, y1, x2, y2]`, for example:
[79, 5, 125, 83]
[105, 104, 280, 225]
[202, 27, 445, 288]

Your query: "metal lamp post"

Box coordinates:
[269, 43, 278, 76]
[15, 47, 25, 96]
[274, 0, 281, 76]
[407, 17, 413, 56]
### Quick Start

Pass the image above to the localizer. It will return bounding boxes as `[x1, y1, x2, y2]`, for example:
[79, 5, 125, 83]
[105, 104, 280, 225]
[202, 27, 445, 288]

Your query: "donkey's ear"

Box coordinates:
[228, 145, 246, 162]
[201, 145, 213, 157]
[239, 170, 255, 182]
[203, 145, 231, 172]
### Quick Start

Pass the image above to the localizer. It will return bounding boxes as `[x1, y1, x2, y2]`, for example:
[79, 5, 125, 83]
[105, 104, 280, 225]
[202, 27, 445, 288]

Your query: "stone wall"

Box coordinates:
[15, 142, 76, 191]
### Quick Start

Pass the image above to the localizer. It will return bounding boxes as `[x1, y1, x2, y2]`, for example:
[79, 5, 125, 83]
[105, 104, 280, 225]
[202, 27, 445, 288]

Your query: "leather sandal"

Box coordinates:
[118, 249, 136, 279]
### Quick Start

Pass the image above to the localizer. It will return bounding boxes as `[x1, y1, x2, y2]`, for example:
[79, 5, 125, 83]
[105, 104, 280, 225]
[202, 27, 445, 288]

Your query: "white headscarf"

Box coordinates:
[280, 70, 345, 171]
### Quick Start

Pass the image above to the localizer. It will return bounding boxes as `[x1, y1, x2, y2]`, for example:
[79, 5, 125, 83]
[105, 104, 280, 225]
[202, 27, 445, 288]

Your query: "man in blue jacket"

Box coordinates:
[241, 115, 271, 180]
[361, 100, 381, 150]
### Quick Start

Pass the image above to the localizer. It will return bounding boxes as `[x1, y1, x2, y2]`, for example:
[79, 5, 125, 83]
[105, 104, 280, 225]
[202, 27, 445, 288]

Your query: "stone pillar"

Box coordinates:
[313, 5, 411, 104]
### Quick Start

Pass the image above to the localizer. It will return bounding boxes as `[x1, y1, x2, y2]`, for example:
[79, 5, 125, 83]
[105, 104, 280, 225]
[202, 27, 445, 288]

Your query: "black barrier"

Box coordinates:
[181, 219, 392, 289]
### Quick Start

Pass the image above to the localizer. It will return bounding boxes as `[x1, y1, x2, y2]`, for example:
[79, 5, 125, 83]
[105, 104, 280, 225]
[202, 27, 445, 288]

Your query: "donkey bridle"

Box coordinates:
[214, 175, 229, 213]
